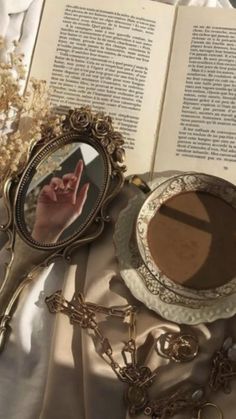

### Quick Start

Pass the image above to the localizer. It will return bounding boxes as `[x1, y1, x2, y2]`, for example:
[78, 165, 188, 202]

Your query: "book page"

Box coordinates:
[29, 0, 175, 176]
[154, 6, 236, 184]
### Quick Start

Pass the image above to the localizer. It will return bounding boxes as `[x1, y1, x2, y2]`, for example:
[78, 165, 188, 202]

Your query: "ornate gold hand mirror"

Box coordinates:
[0, 108, 126, 351]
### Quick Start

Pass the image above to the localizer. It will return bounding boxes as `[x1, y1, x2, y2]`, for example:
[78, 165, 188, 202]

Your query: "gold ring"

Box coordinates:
[197, 402, 223, 419]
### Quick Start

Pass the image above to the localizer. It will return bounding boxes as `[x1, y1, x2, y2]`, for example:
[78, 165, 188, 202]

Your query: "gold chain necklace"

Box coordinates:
[45, 290, 234, 419]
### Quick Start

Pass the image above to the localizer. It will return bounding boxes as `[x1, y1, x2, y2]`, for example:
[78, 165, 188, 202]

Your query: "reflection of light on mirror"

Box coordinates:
[24, 142, 105, 245]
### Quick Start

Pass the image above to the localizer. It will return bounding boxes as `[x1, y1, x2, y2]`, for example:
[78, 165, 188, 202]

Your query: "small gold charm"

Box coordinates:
[125, 385, 148, 416]
[209, 337, 236, 394]
[156, 332, 199, 362]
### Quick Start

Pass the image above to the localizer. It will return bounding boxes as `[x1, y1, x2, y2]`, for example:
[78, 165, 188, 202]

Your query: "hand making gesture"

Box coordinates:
[32, 159, 89, 243]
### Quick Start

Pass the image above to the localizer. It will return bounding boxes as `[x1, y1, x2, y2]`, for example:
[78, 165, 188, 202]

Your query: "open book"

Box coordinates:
[29, 0, 236, 183]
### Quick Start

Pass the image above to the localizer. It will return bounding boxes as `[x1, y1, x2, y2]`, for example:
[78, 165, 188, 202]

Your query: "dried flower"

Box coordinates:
[0, 38, 65, 194]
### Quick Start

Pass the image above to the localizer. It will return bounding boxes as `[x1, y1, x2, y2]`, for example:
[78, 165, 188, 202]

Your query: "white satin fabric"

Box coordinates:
[0, 1, 235, 419]
[0, 0, 43, 66]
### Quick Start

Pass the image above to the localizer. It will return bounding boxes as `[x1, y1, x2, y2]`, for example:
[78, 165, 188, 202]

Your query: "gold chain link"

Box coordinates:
[45, 291, 229, 419]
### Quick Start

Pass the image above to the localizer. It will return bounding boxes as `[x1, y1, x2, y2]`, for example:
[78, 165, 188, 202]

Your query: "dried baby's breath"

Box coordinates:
[0, 36, 65, 194]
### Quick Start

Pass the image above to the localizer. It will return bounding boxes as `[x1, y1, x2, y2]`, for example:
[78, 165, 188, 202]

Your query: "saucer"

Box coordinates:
[114, 173, 236, 324]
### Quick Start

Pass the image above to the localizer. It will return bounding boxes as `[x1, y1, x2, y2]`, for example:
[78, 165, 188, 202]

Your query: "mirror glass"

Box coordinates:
[23, 142, 106, 245]
[147, 191, 236, 290]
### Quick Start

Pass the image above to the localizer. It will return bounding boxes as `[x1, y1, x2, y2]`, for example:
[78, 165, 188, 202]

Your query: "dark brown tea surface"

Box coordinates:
[147, 191, 236, 290]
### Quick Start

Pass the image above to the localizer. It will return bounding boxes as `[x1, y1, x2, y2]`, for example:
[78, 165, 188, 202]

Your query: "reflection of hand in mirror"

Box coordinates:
[32, 159, 89, 243]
